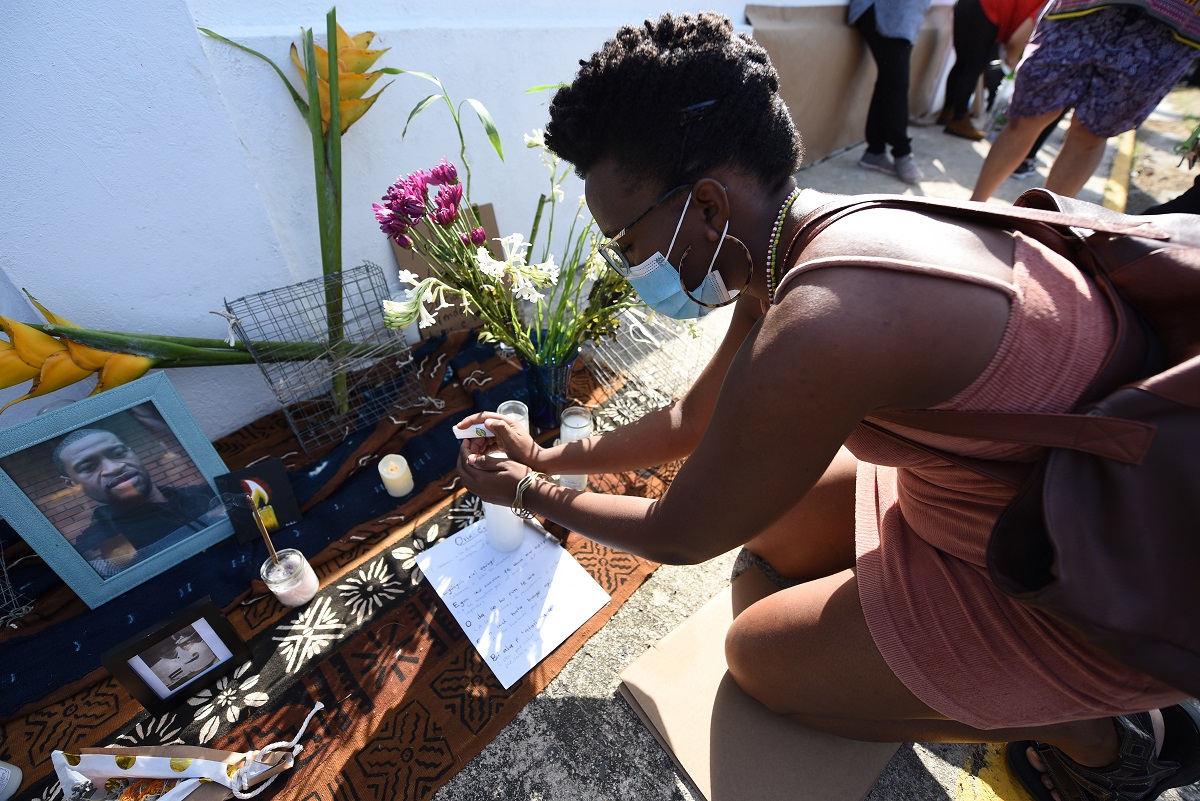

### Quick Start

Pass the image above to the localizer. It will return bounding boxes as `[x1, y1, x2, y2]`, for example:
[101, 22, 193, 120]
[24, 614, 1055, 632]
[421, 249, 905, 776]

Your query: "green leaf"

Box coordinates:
[525, 83, 567, 93]
[402, 94, 443, 138]
[393, 69, 444, 89]
[198, 27, 309, 117]
[464, 97, 505, 161]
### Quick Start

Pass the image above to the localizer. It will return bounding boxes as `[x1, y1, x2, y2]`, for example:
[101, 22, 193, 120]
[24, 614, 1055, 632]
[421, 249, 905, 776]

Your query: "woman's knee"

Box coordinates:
[725, 610, 793, 715]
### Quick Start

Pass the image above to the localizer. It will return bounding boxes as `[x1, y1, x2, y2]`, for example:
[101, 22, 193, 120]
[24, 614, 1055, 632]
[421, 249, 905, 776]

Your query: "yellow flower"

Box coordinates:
[289, 24, 391, 134]
[0, 298, 157, 413]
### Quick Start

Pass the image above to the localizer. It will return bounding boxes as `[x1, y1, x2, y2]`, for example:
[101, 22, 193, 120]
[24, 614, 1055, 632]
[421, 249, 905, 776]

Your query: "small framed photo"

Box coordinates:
[0, 373, 234, 608]
[102, 596, 249, 715]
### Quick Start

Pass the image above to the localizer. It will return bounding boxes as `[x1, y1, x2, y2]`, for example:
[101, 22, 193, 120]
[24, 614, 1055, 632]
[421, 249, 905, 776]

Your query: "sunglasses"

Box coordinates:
[596, 184, 694, 276]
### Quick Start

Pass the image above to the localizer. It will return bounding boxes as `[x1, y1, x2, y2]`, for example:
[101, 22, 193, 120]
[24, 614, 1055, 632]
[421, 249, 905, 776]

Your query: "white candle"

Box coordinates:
[261, 549, 320, 607]
[558, 406, 593, 491]
[378, 454, 415, 497]
[481, 450, 526, 552]
[497, 400, 530, 433]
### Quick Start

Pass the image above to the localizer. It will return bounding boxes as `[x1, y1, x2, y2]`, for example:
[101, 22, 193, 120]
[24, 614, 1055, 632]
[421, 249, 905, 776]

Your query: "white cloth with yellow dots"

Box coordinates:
[51, 702, 321, 801]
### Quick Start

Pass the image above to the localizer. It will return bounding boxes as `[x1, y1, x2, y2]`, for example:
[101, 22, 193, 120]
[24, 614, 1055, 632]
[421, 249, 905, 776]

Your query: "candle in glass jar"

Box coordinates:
[496, 400, 530, 433]
[261, 548, 319, 607]
[558, 406, 593, 491]
[479, 451, 527, 552]
[378, 454, 415, 497]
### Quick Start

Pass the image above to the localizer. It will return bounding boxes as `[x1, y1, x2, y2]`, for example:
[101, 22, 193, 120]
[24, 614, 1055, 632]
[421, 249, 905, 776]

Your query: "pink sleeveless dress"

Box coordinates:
[777, 231, 1186, 729]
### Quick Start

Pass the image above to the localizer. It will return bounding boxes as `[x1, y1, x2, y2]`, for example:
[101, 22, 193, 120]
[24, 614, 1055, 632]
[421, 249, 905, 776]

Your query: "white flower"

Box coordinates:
[338, 559, 404, 625]
[383, 278, 448, 330]
[553, 186, 565, 203]
[397, 269, 421, 287]
[523, 129, 546, 148]
[186, 661, 269, 743]
[584, 249, 607, 281]
[495, 233, 533, 267]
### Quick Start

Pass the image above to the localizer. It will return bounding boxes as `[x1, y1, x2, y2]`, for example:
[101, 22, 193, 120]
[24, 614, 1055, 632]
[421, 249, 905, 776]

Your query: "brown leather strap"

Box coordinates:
[872, 408, 1155, 464]
[783, 191, 1170, 270]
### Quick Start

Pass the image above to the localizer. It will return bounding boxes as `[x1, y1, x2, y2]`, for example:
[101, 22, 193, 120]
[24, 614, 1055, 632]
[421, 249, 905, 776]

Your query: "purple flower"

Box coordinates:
[394, 233, 413, 249]
[469, 226, 487, 245]
[431, 206, 457, 227]
[373, 202, 410, 240]
[428, 158, 458, 186]
[437, 182, 463, 209]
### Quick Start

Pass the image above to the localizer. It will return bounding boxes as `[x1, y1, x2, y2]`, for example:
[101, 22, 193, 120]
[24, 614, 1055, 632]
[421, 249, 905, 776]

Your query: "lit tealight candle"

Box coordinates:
[378, 454, 415, 497]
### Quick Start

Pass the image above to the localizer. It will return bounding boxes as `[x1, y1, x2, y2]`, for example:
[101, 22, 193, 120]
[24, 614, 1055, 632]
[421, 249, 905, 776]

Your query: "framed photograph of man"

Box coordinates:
[0, 373, 234, 608]
[101, 596, 249, 715]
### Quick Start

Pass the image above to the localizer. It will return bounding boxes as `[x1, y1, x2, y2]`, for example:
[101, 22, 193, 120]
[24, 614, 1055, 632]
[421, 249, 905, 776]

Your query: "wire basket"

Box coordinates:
[225, 262, 425, 453]
[582, 307, 722, 433]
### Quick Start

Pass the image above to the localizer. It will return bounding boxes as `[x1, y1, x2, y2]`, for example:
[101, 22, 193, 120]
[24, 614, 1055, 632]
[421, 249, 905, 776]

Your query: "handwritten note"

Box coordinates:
[415, 520, 610, 688]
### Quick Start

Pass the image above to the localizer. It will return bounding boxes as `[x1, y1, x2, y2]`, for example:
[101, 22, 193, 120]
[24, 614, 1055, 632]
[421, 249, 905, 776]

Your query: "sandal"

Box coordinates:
[1006, 704, 1200, 801]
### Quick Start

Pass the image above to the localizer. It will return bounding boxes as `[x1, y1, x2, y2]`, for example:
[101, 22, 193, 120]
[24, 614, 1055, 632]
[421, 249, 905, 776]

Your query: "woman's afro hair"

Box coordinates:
[545, 12, 803, 193]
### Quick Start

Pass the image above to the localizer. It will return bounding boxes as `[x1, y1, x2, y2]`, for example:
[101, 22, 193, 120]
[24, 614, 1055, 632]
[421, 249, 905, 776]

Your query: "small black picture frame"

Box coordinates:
[214, 457, 302, 545]
[101, 596, 249, 715]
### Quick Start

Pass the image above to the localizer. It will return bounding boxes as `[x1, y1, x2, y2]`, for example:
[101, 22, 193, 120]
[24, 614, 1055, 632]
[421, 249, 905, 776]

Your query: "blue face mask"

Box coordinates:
[625, 190, 736, 320]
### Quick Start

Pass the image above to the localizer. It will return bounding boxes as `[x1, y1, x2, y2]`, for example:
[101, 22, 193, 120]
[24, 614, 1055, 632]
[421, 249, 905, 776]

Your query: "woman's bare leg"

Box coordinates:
[739, 445, 859, 583]
[725, 569, 1121, 771]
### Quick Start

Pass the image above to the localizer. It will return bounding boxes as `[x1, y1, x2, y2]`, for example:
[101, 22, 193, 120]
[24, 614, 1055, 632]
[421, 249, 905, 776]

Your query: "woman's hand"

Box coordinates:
[457, 447, 531, 506]
[455, 412, 542, 466]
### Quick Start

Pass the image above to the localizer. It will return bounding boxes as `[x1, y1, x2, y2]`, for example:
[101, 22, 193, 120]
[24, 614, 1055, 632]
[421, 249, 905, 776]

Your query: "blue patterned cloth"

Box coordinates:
[0, 332, 530, 719]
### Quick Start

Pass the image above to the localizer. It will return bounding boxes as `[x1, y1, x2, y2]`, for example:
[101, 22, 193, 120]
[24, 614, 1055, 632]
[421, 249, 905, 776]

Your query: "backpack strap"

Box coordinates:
[870, 408, 1155, 464]
[784, 190, 1171, 268]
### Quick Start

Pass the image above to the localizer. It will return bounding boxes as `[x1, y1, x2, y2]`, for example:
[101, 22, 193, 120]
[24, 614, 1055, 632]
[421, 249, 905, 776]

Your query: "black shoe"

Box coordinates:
[1010, 159, 1037, 179]
[1006, 704, 1200, 801]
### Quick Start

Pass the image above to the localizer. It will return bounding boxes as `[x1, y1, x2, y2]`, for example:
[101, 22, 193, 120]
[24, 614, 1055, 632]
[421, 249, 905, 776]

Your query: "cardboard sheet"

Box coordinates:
[619, 568, 898, 801]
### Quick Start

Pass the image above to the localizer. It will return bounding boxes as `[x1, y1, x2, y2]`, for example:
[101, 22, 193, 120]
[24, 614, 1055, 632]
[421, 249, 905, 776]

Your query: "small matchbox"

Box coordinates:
[454, 423, 496, 439]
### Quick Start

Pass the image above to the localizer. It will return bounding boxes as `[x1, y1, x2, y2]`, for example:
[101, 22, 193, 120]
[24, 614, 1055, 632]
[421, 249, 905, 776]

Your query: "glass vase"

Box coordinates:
[520, 353, 578, 430]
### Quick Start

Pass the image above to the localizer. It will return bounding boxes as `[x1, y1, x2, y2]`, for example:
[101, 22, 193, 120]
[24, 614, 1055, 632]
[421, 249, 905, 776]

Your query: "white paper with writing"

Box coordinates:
[415, 519, 610, 688]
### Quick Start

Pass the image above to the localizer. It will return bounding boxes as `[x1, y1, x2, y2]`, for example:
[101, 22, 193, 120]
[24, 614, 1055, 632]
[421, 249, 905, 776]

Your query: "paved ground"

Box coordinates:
[435, 100, 1200, 801]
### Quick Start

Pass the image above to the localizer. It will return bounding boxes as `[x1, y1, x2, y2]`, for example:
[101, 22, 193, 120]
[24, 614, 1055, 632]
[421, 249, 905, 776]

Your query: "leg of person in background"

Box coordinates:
[856, 6, 925, 183]
[1012, 108, 1070, 178]
[971, 107, 1065, 200]
[1042, 115, 1109, 196]
[942, 0, 998, 140]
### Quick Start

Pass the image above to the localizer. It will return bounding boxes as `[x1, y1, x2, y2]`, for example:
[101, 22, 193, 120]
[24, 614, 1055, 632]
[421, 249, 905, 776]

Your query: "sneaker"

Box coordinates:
[1010, 158, 1037, 179]
[858, 151, 895, 175]
[894, 154, 924, 184]
[944, 116, 987, 141]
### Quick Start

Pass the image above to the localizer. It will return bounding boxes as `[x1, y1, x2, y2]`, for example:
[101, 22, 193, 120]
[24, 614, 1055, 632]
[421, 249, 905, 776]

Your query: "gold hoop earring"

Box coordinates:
[678, 235, 754, 308]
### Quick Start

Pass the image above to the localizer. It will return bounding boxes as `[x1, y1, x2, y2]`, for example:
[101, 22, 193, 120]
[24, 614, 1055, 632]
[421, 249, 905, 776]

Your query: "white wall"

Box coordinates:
[1, 0, 781, 440]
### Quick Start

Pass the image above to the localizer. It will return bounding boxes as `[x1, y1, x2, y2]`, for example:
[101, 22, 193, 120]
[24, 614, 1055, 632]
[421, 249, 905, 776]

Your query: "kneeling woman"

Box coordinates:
[456, 13, 1199, 801]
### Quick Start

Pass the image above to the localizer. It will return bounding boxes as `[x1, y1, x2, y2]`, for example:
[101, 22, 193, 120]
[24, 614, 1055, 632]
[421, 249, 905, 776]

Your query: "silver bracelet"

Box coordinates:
[511, 471, 545, 519]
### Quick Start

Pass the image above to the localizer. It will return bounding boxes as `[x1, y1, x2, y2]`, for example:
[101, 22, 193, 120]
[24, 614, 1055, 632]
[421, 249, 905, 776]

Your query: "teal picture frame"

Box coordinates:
[0, 373, 233, 608]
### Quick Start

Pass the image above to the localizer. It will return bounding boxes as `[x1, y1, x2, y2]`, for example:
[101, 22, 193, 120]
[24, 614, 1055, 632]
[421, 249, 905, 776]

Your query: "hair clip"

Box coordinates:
[678, 99, 719, 126]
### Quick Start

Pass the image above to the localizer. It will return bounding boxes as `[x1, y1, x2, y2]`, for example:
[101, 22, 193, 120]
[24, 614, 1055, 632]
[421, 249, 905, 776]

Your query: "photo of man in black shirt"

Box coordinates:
[53, 428, 216, 578]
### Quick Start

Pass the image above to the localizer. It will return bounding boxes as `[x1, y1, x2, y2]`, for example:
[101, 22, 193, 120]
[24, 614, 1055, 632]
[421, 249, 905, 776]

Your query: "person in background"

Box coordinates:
[940, 0, 1046, 140]
[850, 0, 933, 183]
[971, 0, 1197, 201]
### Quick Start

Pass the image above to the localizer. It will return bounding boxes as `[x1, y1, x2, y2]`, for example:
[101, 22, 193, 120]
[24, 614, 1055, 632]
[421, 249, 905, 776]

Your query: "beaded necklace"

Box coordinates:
[765, 187, 802, 306]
